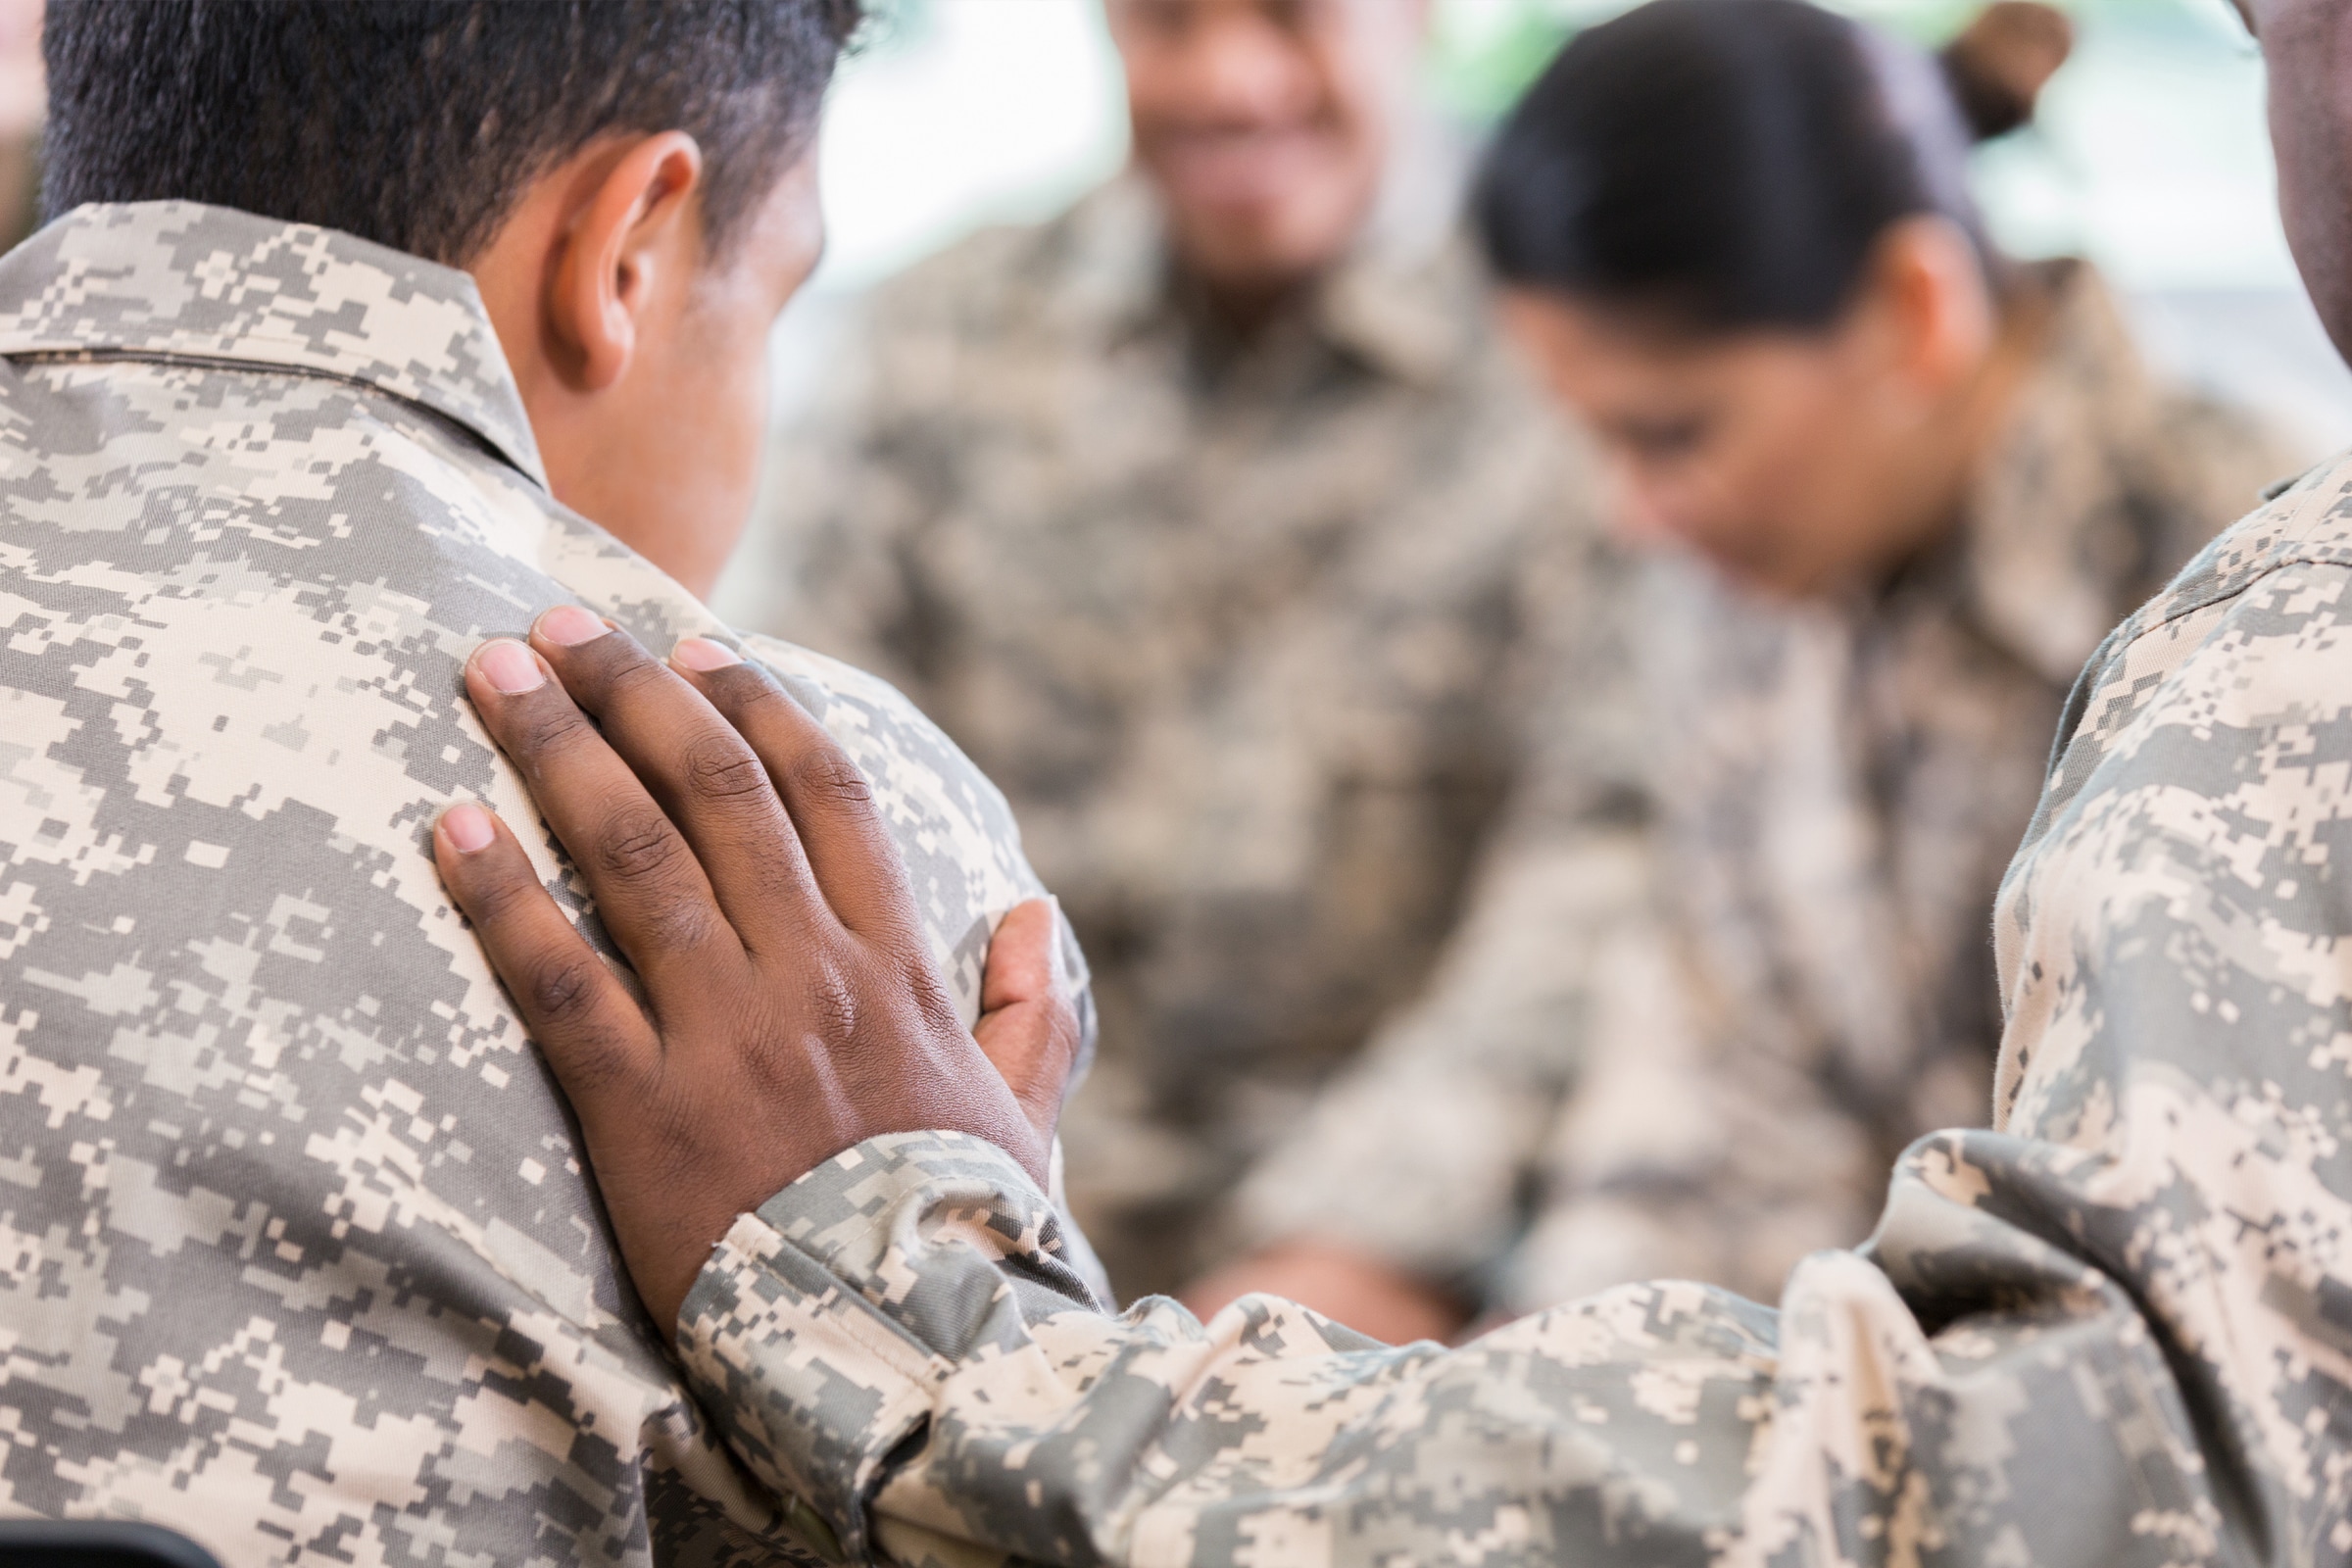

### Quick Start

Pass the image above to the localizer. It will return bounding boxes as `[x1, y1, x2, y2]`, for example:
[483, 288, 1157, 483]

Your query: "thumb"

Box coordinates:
[974, 899, 1079, 1139]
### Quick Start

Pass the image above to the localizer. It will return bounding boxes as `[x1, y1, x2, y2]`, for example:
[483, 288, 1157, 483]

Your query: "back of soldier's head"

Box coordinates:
[39, 0, 862, 267]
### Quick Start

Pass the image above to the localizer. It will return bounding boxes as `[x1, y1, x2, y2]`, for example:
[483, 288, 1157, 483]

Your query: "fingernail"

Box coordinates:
[672, 636, 743, 672]
[474, 639, 546, 695]
[440, 802, 495, 854]
[537, 605, 611, 647]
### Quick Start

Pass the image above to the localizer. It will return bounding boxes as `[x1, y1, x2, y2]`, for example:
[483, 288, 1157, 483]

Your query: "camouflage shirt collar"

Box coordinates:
[0, 202, 546, 487]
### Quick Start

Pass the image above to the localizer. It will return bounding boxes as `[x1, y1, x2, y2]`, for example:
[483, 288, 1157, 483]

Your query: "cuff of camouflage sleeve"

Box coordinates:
[673, 1131, 1095, 1560]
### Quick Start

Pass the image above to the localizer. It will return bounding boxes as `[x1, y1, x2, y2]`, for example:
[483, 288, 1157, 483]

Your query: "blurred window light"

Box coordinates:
[808, 0, 1130, 293]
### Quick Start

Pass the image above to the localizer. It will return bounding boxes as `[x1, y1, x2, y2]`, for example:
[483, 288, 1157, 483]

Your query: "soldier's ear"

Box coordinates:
[546, 132, 706, 394]
[1855, 216, 1996, 399]
[466, 130, 706, 400]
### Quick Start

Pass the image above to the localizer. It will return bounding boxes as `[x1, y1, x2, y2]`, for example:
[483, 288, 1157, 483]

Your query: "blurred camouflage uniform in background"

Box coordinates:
[753, 172, 1595, 1298]
[0, 200, 1089, 1566]
[1234, 260, 2300, 1313]
[680, 321, 2352, 1568]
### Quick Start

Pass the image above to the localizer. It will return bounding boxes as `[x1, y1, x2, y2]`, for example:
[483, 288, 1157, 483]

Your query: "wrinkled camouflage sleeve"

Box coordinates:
[669, 474, 2352, 1565]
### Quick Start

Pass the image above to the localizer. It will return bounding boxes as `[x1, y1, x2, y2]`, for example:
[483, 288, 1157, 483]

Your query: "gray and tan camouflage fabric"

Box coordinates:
[740, 172, 1598, 1298]
[0, 200, 1096, 1567]
[1232, 260, 2302, 1312]
[680, 434, 2352, 1567]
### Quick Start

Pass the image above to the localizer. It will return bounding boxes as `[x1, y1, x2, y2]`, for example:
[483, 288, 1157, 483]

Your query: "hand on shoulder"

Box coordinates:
[430, 607, 1080, 1330]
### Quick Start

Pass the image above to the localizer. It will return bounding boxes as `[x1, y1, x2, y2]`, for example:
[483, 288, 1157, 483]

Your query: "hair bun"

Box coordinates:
[1939, 2, 2075, 143]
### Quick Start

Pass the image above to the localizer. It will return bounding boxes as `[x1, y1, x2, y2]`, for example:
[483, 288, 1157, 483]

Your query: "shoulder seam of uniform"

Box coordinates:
[2121, 543, 2352, 649]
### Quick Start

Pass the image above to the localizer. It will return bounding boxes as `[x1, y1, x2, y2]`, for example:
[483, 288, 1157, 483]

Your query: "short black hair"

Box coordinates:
[42, 0, 864, 268]
[1476, 0, 2002, 335]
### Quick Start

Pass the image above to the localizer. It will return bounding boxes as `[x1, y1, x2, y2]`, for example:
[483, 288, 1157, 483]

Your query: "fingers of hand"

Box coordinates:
[464, 635, 733, 984]
[973, 900, 1082, 1140]
[667, 643, 923, 946]
[527, 612, 818, 943]
[980, 899, 1060, 1013]
[432, 802, 655, 1105]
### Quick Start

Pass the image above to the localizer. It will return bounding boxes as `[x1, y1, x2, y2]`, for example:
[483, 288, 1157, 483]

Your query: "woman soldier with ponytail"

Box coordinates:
[1198, 0, 2302, 1346]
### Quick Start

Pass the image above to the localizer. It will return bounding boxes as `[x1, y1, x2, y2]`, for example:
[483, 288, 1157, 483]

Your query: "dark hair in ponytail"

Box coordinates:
[1475, 0, 2044, 336]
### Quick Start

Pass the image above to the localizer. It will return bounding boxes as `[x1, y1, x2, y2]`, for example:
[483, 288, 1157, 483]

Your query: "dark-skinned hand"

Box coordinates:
[429, 606, 1082, 1331]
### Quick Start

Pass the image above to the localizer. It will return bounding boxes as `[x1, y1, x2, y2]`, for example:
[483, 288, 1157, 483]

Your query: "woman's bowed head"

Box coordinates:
[1477, 0, 2071, 602]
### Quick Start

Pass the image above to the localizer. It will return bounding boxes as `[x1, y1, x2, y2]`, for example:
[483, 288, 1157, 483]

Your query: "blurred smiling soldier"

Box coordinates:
[757, 0, 1596, 1300]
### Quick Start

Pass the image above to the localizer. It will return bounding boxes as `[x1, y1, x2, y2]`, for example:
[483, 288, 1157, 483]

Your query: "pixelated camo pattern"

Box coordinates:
[0, 202, 1091, 1566]
[683, 460, 2352, 1561]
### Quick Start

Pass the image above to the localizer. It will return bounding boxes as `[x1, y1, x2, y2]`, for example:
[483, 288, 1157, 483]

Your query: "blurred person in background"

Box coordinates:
[752, 0, 1598, 1298]
[0, 0, 41, 250]
[1193, 0, 2299, 1343]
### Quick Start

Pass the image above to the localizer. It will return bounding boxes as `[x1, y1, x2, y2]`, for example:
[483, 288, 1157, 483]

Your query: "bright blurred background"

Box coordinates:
[722, 0, 2352, 615]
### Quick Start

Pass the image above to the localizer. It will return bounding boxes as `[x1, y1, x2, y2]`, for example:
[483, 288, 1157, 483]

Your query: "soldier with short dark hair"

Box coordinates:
[0, 3, 1095, 1562]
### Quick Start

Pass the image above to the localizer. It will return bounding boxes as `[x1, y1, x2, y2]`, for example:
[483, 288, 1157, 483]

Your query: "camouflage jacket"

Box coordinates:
[0, 201, 1092, 1567]
[1233, 262, 2301, 1312]
[741, 174, 1596, 1298]
[678, 403, 2352, 1567]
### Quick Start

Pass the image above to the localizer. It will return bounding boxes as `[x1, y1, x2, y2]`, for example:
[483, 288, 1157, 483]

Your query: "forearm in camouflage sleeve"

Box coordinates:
[676, 1116, 2271, 1567]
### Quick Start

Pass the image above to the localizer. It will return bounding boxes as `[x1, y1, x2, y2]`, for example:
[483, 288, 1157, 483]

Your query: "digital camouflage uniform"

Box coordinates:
[752, 174, 1594, 1299]
[1233, 260, 2302, 1312]
[0, 201, 1096, 1567]
[679, 379, 2352, 1568]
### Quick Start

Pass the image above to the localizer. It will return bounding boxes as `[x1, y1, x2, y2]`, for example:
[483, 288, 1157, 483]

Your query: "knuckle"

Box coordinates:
[791, 744, 873, 808]
[595, 808, 686, 884]
[525, 950, 607, 1029]
[588, 808, 723, 954]
[682, 733, 770, 806]
[642, 897, 718, 956]
[806, 955, 860, 1041]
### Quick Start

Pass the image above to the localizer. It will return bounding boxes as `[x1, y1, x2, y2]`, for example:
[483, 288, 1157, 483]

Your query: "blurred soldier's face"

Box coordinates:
[2237, 0, 2352, 369]
[1109, 0, 1421, 302]
[1499, 220, 2004, 602]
